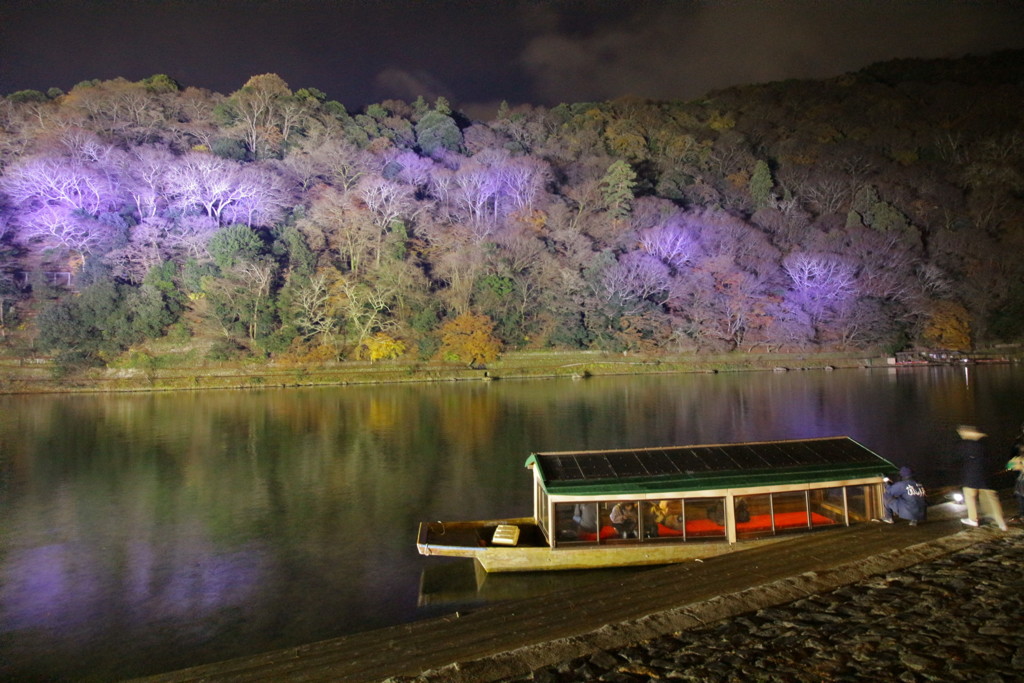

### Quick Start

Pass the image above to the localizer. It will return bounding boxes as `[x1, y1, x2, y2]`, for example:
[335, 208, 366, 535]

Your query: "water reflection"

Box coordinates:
[418, 559, 656, 608]
[1, 365, 1021, 679]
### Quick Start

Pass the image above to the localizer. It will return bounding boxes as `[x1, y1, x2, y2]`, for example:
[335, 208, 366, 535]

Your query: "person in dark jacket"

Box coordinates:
[956, 425, 1008, 531]
[1008, 425, 1024, 522]
[1007, 455, 1024, 522]
[881, 466, 927, 525]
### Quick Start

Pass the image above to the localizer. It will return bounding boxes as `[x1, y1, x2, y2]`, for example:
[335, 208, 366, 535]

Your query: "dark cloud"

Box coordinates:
[520, 1, 1024, 103]
[373, 68, 453, 104]
[2, 0, 1022, 114]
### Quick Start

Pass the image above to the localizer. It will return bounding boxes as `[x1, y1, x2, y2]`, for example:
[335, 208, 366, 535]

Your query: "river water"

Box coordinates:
[1, 364, 1022, 680]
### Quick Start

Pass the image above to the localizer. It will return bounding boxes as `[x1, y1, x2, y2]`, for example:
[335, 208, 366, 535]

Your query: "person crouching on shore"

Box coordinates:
[880, 466, 927, 526]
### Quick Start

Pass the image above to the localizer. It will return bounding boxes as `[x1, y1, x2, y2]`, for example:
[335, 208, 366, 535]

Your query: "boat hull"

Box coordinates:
[416, 518, 793, 573]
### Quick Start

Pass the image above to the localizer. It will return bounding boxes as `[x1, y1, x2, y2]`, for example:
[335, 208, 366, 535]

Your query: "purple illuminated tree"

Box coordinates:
[164, 153, 290, 227]
[1, 154, 123, 264]
[0, 209, 12, 244]
[451, 160, 500, 236]
[124, 145, 176, 220]
[600, 250, 671, 312]
[24, 205, 114, 262]
[783, 252, 857, 323]
[164, 153, 239, 222]
[220, 165, 293, 227]
[441, 151, 548, 239]
[426, 165, 456, 215]
[638, 221, 698, 271]
[2, 156, 118, 217]
[383, 149, 436, 190]
[492, 155, 548, 217]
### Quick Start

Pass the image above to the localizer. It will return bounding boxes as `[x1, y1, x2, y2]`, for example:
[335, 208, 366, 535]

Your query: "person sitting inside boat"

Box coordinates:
[572, 503, 598, 534]
[708, 499, 751, 526]
[654, 500, 684, 531]
[707, 500, 726, 527]
[734, 498, 751, 524]
[610, 501, 638, 538]
[880, 466, 927, 526]
[641, 502, 660, 538]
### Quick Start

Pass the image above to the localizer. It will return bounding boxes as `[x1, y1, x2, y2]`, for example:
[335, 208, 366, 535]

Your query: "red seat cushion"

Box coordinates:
[661, 512, 836, 536]
[581, 512, 836, 541]
[736, 511, 836, 532]
[577, 525, 619, 541]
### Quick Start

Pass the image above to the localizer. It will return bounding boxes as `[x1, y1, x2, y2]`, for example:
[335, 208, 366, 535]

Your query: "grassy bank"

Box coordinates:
[0, 349, 905, 395]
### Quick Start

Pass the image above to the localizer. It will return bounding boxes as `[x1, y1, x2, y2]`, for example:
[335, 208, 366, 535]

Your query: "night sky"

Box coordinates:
[3, 0, 1024, 119]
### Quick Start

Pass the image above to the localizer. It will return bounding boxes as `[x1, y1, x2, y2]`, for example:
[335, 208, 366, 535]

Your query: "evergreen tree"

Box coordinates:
[415, 110, 462, 156]
[600, 160, 637, 220]
[750, 160, 774, 209]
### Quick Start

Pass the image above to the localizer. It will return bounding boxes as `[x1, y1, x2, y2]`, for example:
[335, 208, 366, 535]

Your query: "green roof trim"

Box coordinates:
[525, 437, 895, 497]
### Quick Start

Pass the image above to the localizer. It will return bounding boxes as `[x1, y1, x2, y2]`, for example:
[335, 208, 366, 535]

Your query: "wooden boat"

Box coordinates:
[416, 436, 895, 572]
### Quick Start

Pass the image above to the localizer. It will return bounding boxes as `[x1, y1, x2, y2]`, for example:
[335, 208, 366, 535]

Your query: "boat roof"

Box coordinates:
[525, 436, 894, 496]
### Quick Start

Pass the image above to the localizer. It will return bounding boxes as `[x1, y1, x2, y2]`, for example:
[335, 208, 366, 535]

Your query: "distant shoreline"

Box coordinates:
[2, 349, 1016, 395]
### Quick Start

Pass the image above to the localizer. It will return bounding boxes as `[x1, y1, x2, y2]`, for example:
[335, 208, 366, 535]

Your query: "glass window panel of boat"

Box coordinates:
[844, 484, 876, 522]
[734, 494, 773, 539]
[590, 501, 624, 542]
[554, 502, 600, 545]
[597, 502, 614, 540]
[536, 483, 552, 540]
[607, 500, 641, 540]
[638, 501, 671, 541]
[649, 498, 685, 540]
[808, 487, 846, 526]
[682, 498, 727, 539]
[770, 490, 811, 534]
[536, 482, 548, 536]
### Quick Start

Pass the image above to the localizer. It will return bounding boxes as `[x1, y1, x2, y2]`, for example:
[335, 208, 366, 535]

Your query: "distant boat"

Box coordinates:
[887, 349, 1011, 366]
[417, 437, 895, 572]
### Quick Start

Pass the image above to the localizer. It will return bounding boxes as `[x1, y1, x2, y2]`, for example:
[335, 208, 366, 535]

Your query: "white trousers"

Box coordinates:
[963, 486, 1006, 528]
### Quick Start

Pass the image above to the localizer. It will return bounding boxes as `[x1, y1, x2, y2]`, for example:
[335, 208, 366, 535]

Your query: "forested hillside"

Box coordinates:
[1, 50, 1022, 369]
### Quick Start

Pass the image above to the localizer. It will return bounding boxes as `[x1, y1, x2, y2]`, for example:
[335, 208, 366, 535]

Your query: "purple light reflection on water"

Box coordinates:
[134, 543, 267, 627]
[1, 535, 267, 672]
[1, 543, 102, 633]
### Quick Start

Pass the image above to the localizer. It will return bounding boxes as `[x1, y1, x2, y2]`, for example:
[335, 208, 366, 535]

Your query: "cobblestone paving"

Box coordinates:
[503, 532, 1024, 682]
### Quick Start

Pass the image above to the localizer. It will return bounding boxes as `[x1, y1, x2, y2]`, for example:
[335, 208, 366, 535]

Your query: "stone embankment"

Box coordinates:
[498, 530, 1024, 682]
